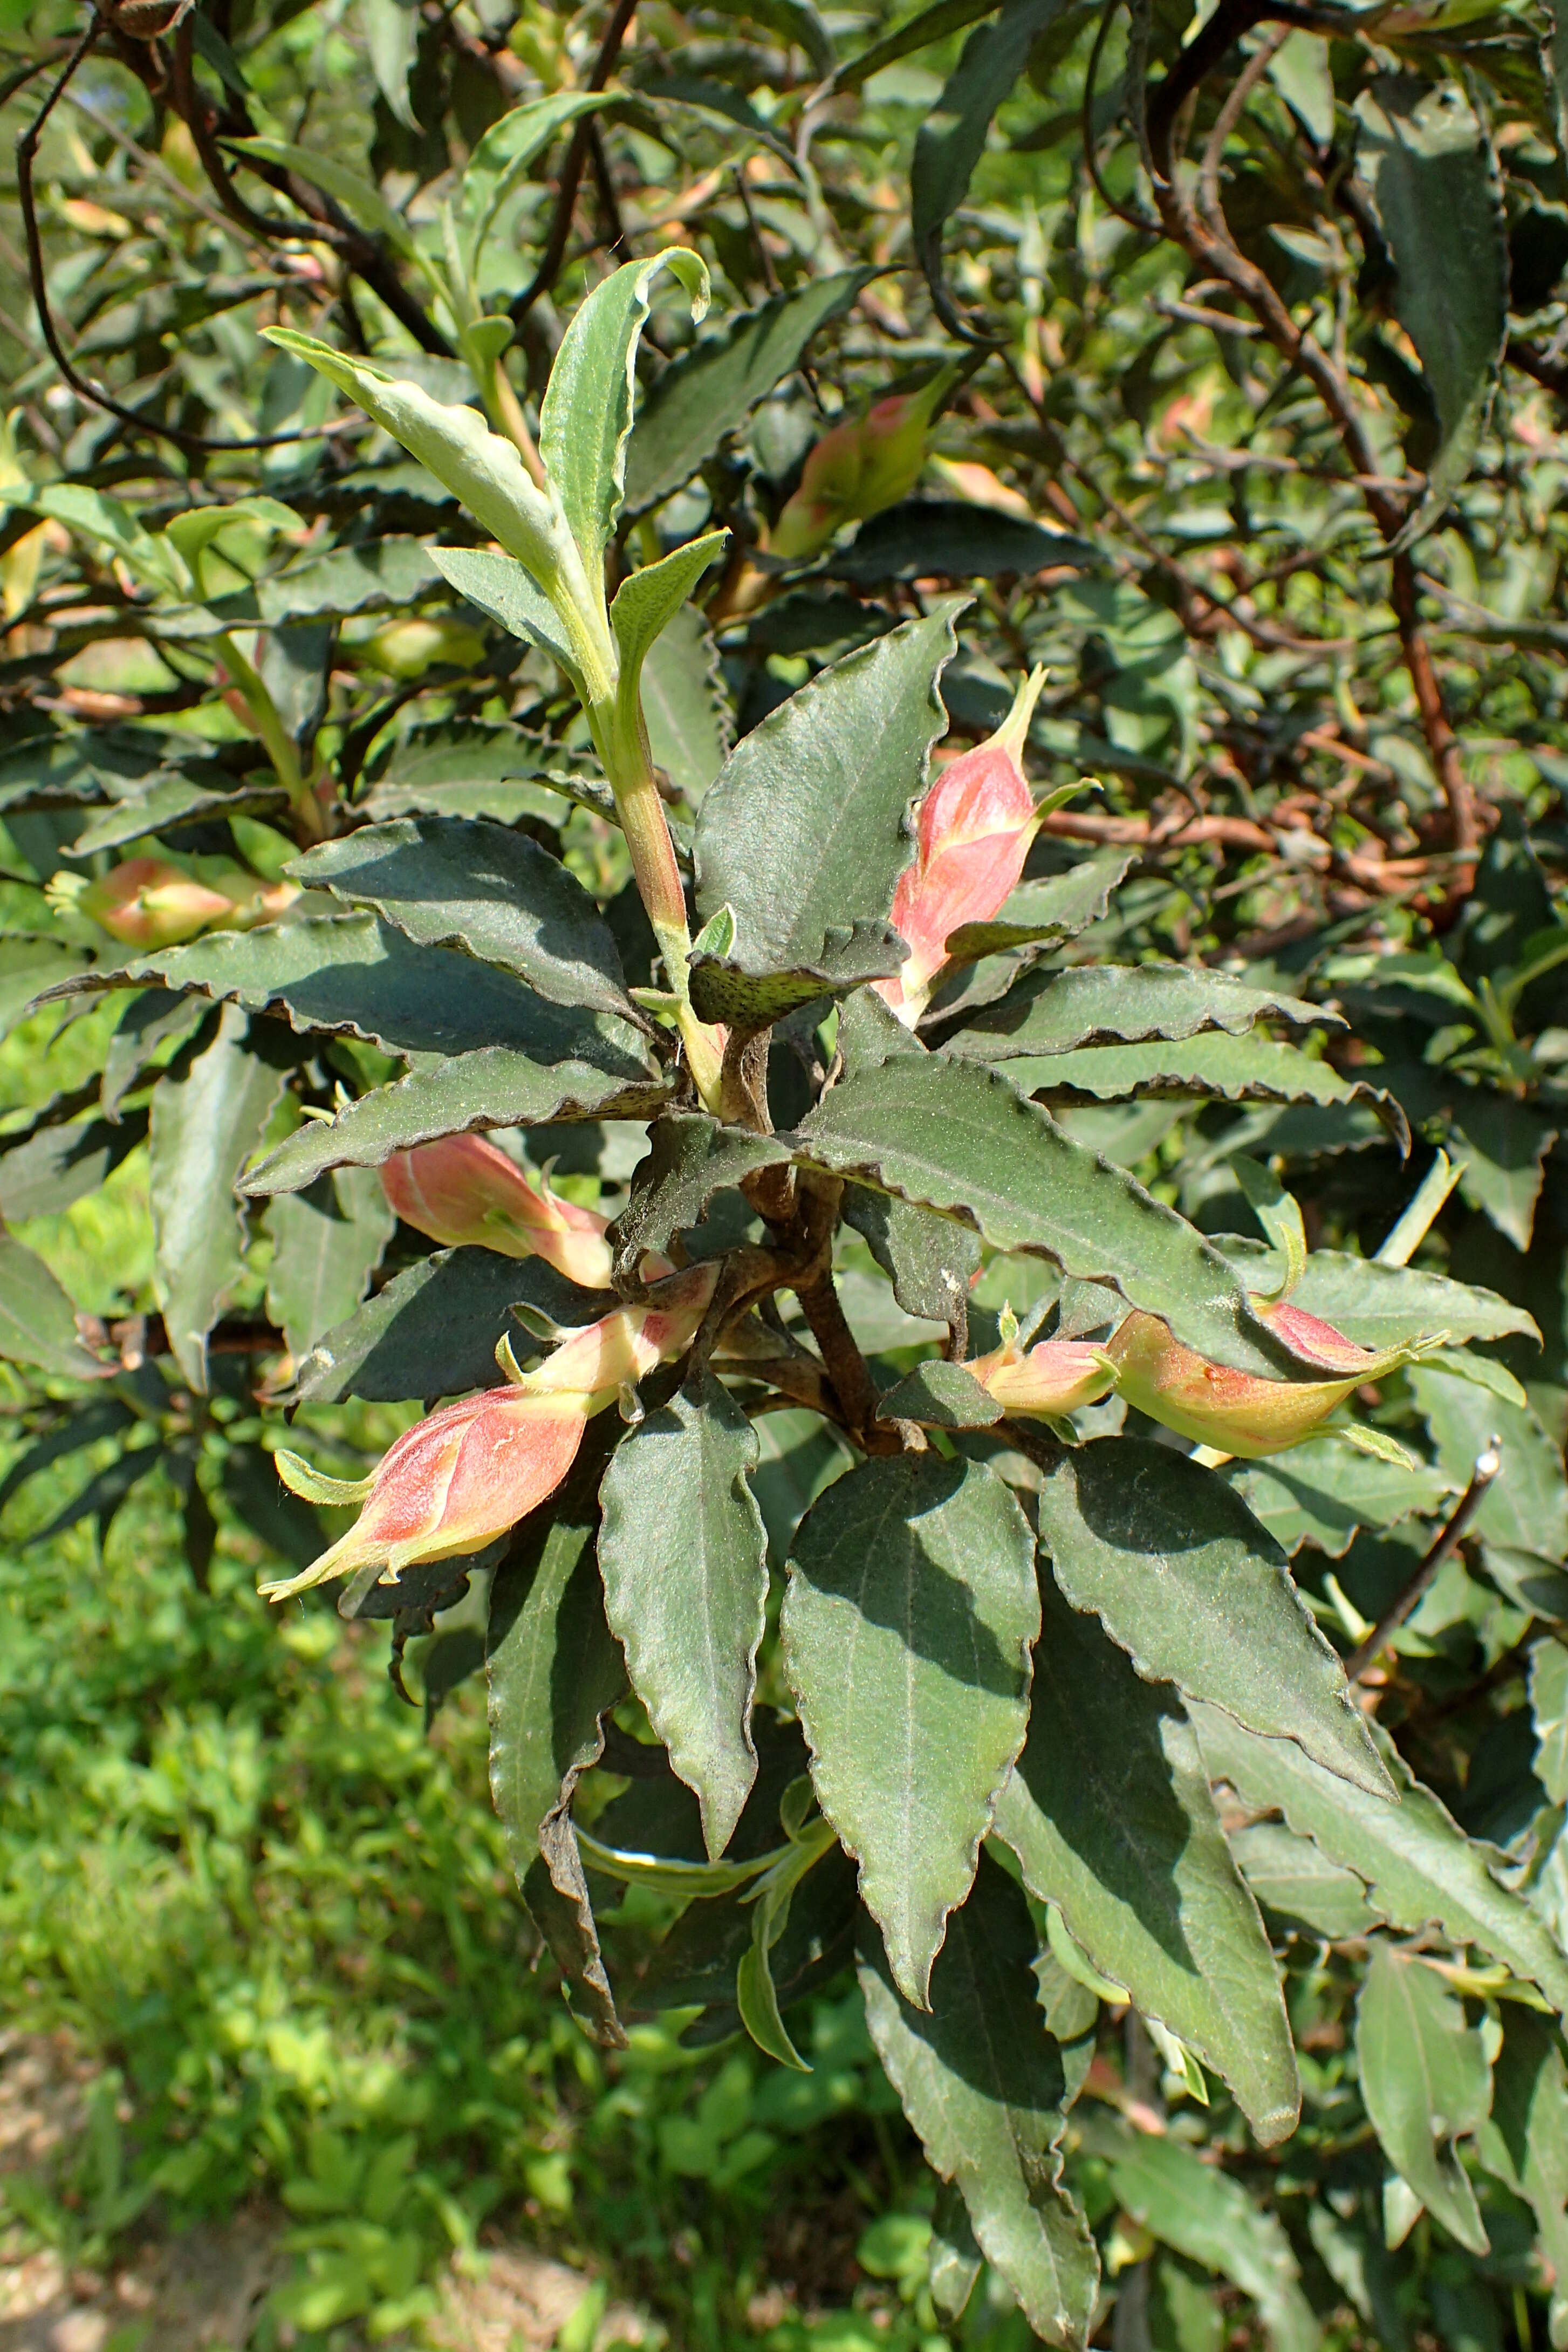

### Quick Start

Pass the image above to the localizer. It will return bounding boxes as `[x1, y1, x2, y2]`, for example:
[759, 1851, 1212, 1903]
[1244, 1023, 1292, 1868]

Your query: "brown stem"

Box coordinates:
[794, 1268, 882, 1441]
[509, 0, 639, 327]
[1346, 1442, 1502, 1679]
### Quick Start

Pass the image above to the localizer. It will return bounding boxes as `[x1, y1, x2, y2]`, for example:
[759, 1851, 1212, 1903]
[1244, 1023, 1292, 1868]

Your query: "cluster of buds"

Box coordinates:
[877, 667, 1051, 1027]
[380, 1133, 616, 1290]
[265, 1262, 719, 1602]
[764, 367, 957, 564]
[952, 1295, 1432, 1460]
[49, 856, 297, 950]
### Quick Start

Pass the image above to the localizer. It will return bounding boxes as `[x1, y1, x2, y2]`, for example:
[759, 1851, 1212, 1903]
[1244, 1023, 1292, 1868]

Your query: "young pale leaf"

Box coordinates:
[1218, 1239, 1539, 1351]
[0, 1232, 102, 1380]
[290, 816, 634, 1018]
[624, 268, 879, 512]
[783, 1453, 1038, 2005]
[858, 1850, 1099, 2348]
[243, 1049, 668, 1197]
[297, 1246, 605, 1405]
[610, 1114, 790, 1277]
[940, 961, 1331, 1058]
[598, 1373, 769, 1860]
[792, 1050, 1299, 1377]
[1074, 2111, 1318, 2352]
[539, 249, 710, 568]
[1037, 1441, 1390, 1798]
[259, 330, 571, 590]
[264, 1165, 394, 1363]
[428, 546, 582, 682]
[1354, 77, 1507, 549]
[994, 1577, 1300, 2144]
[610, 530, 729, 746]
[694, 602, 962, 984]
[1193, 1704, 1568, 2014]
[911, 0, 1077, 327]
[1355, 1945, 1492, 2254]
[149, 1003, 287, 1391]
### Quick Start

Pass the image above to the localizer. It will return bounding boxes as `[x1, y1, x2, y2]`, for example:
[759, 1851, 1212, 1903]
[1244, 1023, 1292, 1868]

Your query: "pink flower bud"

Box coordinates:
[965, 1334, 1117, 1417]
[264, 1263, 721, 1601]
[263, 1385, 590, 1601]
[1105, 1306, 1421, 1459]
[80, 857, 237, 948]
[381, 1133, 615, 1289]
[765, 368, 958, 563]
[876, 668, 1049, 1025]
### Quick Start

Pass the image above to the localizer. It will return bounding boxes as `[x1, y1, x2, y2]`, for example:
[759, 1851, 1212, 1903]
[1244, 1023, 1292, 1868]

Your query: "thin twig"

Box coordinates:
[509, 0, 639, 327]
[1346, 1444, 1503, 1680]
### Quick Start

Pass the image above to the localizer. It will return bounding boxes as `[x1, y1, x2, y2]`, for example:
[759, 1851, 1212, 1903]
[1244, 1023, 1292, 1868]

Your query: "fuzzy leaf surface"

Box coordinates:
[599, 1372, 769, 1859]
[1037, 1441, 1389, 1796]
[858, 1850, 1098, 2347]
[942, 962, 1331, 1059]
[783, 1453, 1038, 2004]
[994, 1577, 1300, 2143]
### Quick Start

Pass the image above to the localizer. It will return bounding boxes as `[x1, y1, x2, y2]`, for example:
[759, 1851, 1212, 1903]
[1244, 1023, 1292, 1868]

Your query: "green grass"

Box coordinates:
[0, 1452, 1038, 2350]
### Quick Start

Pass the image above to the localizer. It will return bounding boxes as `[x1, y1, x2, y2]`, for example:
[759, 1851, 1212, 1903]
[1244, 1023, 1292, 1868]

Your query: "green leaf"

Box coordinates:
[26, 484, 184, 596]
[994, 1577, 1300, 2145]
[428, 545, 582, 681]
[610, 531, 729, 754]
[843, 1185, 981, 1338]
[1193, 1704, 1568, 2014]
[1011, 1033, 1403, 1129]
[1355, 1944, 1492, 2254]
[539, 250, 711, 568]
[694, 602, 962, 987]
[1217, 1240, 1539, 1351]
[1223, 1440, 1456, 1560]
[625, 269, 878, 513]
[1073, 2111, 1318, 2352]
[242, 1049, 668, 1196]
[1228, 1820, 1382, 1941]
[289, 817, 635, 1018]
[1478, 2013, 1568, 2347]
[69, 772, 287, 857]
[835, 0, 1006, 92]
[1353, 77, 1507, 549]
[939, 849, 1135, 967]
[1037, 1441, 1391, 1797]
[704, 0, 834, 72]
[100, 990, 210, 1119]
[228, 136, 417, 256]
[1532, 1637, 1568, 1807]
[0, 1232, 101, 1379]
[263, 1166, 395, 1363]
[783, 1453, 1038, 2004]
[598, 1373, 770, 1860]
[877, 1360, 1002, 1428]
[148, 1003, 287, 1390]
[66, 915, 656, 1072]
[261, 330, 571, 590]
[296, 1245, 606, 1404]
[0, 938, 90, 1043]
[828, 501, 1098, 584]
[0, 1110, 147, 1222]
[791, 1049, 1298, 1377]
[254, 537, 442, 623]
[361, 0, 420, 129]
[858, 1850, 1099, 2348]
[457, 91, 615, 264]
[942, 962, 1331, 1059]
[912, 0, 1077, 327]
[641, 604, 733, 803]
[1409, 1365, 1568, 1568]
[1449, 1097, 1559, 1252]
[610, 1114, 789, 1277]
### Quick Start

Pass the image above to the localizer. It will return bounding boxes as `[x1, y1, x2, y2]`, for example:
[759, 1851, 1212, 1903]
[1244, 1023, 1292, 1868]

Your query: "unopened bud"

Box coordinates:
[765, 368, 958, 563]
[966, 1334, 1116, 1417]
[876, 666, 1049, 1025]
[50, 856, 298, 949]
[1106, 1305, 1430, 1459]
[381, 1133, 615, 1288]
